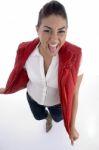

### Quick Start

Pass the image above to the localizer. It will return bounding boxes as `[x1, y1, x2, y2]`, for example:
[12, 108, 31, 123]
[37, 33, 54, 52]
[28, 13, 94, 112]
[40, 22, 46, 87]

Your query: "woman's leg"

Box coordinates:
[48, 104, 63, 122]
[26, 92, 48, 120]
[45, 104, 63, 132]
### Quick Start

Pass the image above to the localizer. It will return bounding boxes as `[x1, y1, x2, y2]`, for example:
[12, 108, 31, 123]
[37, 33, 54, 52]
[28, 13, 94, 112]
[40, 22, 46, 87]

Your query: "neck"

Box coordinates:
[39, 44, 53, 60]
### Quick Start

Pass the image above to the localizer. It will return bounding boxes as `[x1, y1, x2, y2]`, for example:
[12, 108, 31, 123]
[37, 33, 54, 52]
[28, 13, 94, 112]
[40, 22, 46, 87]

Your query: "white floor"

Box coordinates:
[0, 74, 99, 150]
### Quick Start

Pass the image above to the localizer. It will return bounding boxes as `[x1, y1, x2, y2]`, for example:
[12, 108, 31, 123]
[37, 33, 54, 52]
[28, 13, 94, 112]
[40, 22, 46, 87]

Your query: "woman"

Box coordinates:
[0, 0, 83, 145]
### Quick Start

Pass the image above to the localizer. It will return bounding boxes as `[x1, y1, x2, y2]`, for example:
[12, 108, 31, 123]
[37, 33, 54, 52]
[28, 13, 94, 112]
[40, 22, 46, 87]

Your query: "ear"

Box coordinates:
[36, 25, 39, 32]
[36, 26, 40, 37]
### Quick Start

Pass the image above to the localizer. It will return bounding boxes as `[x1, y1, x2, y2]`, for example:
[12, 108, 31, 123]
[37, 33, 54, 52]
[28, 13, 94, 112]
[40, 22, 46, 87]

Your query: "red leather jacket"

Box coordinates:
[3, 38, 82, 135]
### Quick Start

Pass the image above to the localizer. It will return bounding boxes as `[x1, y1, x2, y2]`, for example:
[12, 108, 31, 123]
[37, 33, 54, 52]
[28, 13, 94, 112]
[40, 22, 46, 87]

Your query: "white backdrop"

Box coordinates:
[0, 0, 99, 150]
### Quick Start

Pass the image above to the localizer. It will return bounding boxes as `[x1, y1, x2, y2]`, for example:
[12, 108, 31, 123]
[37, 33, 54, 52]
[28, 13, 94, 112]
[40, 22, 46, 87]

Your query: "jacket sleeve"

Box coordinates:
[4, 43, 29, 94]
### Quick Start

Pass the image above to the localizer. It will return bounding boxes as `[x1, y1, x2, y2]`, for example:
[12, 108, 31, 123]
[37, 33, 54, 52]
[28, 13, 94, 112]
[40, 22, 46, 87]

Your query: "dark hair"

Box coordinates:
[37, 0, 68, 28]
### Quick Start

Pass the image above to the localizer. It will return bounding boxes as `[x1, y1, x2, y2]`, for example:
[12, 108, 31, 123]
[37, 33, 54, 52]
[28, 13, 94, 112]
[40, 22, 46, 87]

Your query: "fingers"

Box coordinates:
[70, 134, 79, 146]
[70, 138, 74, 146]
[0, 88, 5, 94]
[69, 128, 79, 146]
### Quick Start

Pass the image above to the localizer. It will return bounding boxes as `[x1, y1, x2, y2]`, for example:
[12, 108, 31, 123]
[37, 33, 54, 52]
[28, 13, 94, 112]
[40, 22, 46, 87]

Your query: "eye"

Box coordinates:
[43, 30, 50, 33]
[58, 30, 65, 33]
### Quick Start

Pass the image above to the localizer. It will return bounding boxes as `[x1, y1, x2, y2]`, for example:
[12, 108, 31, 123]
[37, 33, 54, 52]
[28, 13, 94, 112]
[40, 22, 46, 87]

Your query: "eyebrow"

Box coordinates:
[43, 26, 66, 30]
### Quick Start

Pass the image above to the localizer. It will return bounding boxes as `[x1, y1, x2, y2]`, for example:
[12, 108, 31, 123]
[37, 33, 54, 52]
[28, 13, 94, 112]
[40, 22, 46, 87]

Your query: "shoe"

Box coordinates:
[46, 113, 52, 132]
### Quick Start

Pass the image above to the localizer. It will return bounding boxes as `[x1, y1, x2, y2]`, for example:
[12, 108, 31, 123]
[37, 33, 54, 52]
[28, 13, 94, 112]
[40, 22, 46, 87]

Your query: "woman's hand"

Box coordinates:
[0, 88, 5, 94]
[69, 127, 79, 146]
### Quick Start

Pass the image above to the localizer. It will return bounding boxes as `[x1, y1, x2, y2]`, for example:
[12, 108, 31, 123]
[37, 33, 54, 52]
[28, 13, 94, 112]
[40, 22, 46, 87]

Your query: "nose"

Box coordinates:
[49, 31, 58, 42]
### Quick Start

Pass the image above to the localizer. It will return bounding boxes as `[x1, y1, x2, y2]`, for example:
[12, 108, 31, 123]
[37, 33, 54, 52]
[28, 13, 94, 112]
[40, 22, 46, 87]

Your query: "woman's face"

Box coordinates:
[36, 14, 67, 57]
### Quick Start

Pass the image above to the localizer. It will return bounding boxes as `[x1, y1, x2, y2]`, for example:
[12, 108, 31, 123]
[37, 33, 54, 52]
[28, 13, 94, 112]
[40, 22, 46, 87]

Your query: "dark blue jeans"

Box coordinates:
[26, 92, 63, 122]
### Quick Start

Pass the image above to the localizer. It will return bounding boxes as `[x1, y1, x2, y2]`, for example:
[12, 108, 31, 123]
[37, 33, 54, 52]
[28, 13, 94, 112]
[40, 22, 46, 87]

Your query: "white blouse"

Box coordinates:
[25, 45, 83, 106]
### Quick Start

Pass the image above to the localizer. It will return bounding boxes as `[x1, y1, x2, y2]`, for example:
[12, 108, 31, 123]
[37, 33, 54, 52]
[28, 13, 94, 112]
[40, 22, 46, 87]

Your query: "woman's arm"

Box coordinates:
[69, 74, 83, 145]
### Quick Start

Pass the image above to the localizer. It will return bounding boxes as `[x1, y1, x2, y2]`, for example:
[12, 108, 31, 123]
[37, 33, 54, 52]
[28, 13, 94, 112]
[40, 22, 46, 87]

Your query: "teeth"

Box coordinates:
[49, 44, 58, 47]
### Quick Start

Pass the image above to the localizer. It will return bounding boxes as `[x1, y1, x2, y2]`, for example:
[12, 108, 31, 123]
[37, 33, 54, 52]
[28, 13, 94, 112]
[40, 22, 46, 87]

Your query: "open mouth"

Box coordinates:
[48, 44, 59, 53]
